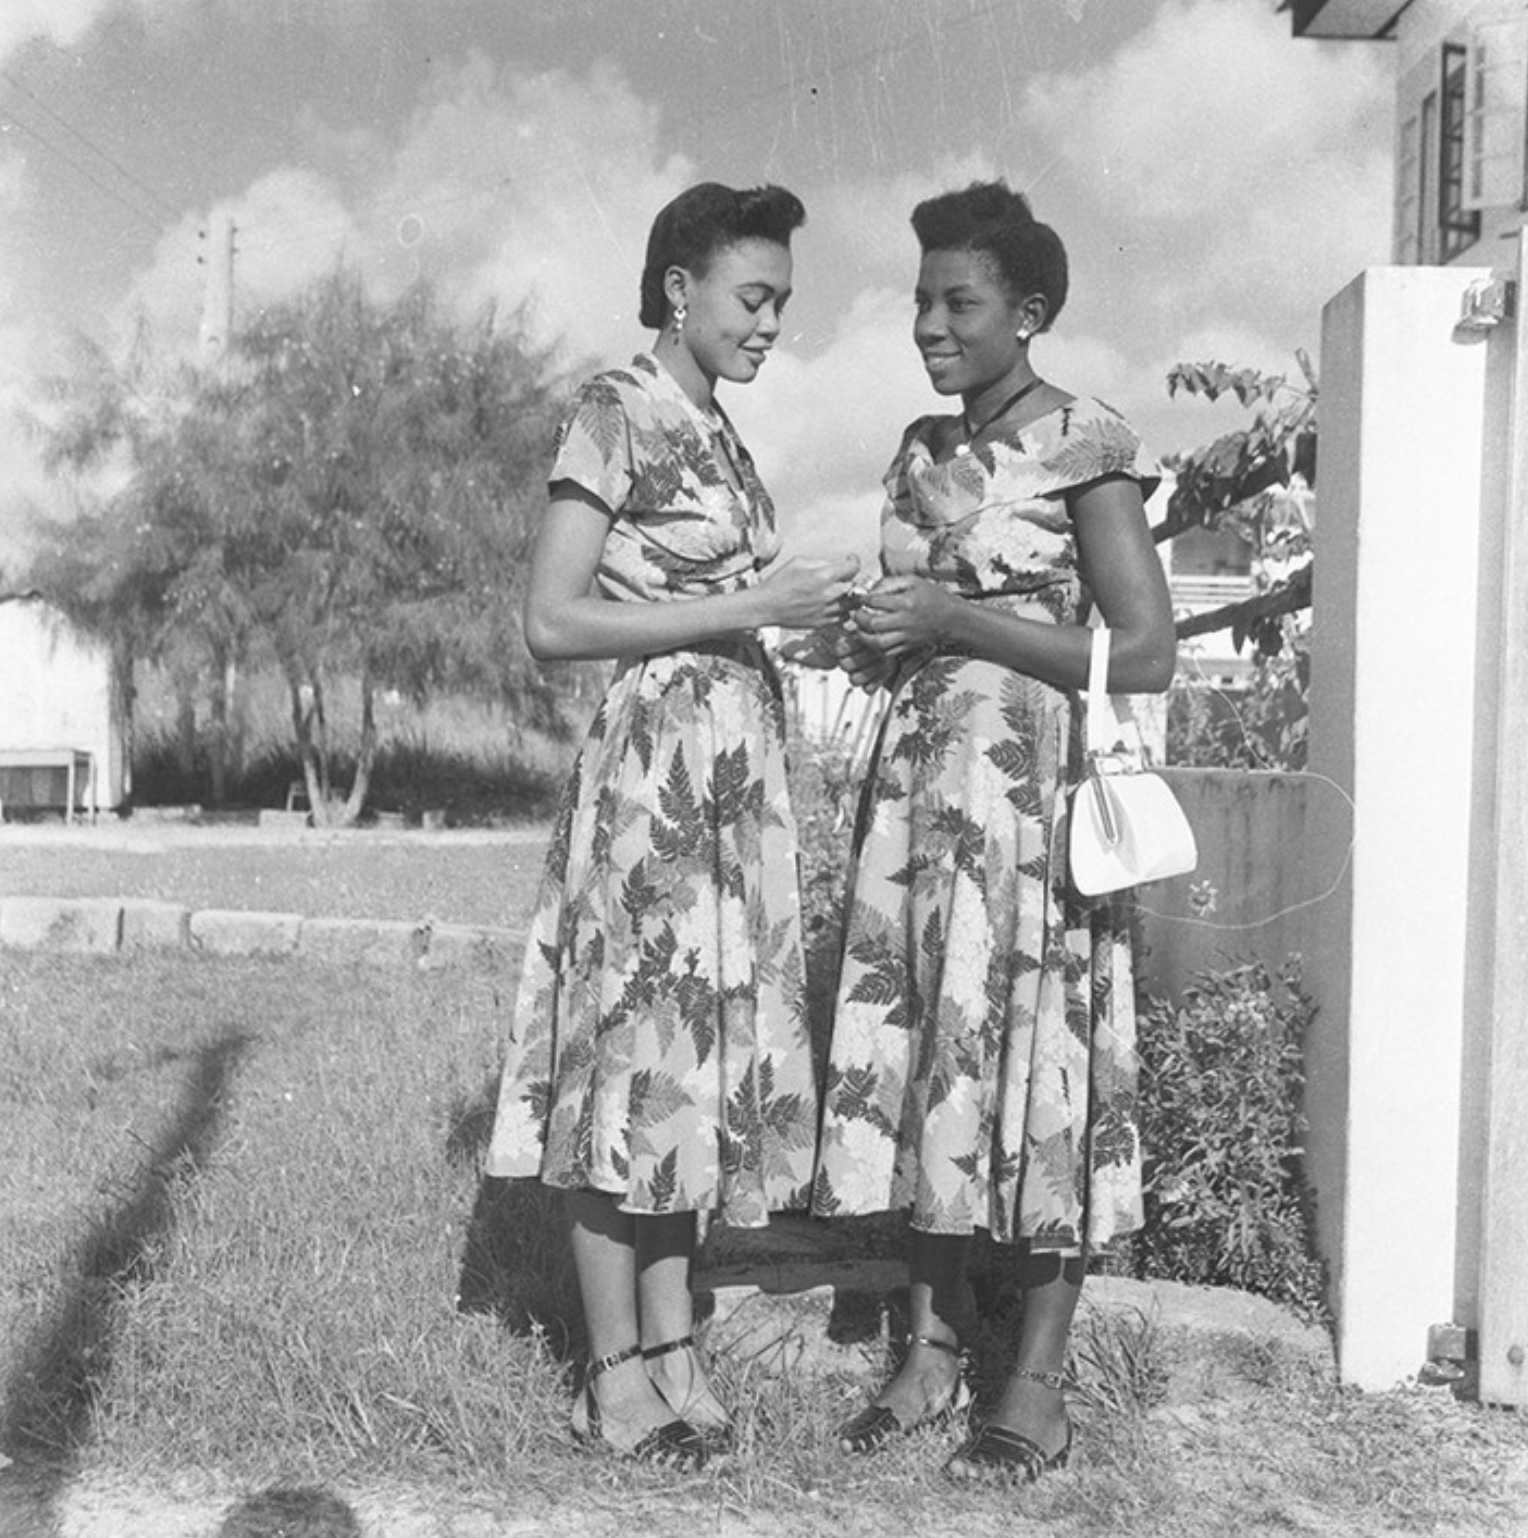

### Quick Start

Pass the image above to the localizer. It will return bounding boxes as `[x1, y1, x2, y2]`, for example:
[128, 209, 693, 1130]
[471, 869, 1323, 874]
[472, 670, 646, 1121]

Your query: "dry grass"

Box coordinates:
[3, 948, 1527, 1537]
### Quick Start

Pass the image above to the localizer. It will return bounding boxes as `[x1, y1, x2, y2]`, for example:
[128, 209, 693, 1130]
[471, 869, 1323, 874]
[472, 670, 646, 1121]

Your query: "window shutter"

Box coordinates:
[1397, 112, 1421, 260]
[1463, 7, 1528, 211]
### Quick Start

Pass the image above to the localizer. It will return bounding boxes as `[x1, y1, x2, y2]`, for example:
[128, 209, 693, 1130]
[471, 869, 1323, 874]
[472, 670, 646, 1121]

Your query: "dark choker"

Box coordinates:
[956, 375, 1044, 457]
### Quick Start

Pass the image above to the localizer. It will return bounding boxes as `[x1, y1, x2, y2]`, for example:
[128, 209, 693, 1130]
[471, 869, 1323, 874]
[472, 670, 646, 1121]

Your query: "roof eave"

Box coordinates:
[1282, 0, 1408, 40]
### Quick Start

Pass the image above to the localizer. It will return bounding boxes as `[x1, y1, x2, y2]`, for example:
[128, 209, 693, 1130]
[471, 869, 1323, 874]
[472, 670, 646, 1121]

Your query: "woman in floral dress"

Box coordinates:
[485, 182, 858, 1468]
[810, 181, 1175, 1482]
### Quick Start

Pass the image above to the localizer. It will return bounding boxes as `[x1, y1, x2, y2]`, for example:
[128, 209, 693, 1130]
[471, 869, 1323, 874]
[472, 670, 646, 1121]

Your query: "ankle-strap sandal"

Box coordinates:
[643, 1335, 735, 1452]
[944, 1366, 1072, 1483]
[574, 1343, 708, 1469]
[836, 1333, 971, 1455]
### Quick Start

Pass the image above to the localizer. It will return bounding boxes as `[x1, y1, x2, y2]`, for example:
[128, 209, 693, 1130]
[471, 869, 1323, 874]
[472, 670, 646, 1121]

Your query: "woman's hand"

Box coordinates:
[778, 624, 843, 669]
[847, 575, 959, 658]
[755, 553, 861, 631]
[834, 628, 898, 691]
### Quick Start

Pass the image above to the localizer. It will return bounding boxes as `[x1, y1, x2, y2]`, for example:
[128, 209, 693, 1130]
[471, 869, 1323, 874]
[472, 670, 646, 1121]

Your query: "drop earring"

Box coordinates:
[672, 302, 688, 337]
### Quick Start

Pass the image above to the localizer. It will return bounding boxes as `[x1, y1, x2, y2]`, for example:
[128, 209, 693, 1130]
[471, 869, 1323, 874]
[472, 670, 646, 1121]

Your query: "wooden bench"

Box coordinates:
[0, 748, 97, 824]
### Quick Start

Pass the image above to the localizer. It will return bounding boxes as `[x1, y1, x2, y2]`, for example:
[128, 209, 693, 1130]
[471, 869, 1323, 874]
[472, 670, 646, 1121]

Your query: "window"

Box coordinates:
[1420, 89, 1438, 262]
[1440, 43, 1481, 259]
[1462, 8, 1528, 214]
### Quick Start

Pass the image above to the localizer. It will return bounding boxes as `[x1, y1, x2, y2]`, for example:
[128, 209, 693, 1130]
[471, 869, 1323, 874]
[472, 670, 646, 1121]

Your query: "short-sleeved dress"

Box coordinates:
[485, 352, 816, 1228]
[810, 397, 1160, 1252]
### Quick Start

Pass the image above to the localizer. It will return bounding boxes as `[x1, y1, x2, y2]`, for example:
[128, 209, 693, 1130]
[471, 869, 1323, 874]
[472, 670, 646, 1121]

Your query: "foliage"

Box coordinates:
[1160, 359, 1317, 562]
[785, 726, 868, 1068]
[1132, 957, 1327, 1321]
[25, 272, 576, 825]
[1168, 627, 1310, 772]
[1160, 358, 1317, 770]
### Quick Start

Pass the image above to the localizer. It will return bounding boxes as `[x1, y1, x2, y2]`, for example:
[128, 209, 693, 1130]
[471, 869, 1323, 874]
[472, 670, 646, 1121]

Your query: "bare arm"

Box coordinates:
[847, 474, 1175, 693]
[524, 482, 861, 663]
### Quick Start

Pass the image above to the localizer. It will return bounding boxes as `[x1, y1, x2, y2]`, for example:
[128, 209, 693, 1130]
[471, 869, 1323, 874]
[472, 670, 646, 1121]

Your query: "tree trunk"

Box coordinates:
[208, 641, 228, 807]
[174, 666, 197, 781]
[224, 652, 245, 789]
[285, 661, 329, 825]
[339, 670, 378, 828]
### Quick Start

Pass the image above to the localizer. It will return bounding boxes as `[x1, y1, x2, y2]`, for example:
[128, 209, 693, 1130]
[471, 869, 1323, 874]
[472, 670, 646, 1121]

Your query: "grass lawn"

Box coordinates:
[2, 948, 1527, 1537]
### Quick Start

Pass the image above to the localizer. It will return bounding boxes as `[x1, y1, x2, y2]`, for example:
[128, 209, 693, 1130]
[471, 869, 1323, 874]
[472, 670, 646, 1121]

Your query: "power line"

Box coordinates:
[0, 67, 184, 223]
[0, 107, 169, 235]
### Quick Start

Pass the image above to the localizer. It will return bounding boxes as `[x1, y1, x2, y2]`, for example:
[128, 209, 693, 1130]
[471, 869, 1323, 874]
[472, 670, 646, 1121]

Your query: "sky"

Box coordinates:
[0, 0, 1395, 570]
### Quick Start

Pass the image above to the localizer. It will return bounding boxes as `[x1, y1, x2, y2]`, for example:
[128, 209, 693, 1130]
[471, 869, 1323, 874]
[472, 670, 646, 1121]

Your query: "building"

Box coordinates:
[0, 593, 130, 817]
[1287, 1, 1528, 265]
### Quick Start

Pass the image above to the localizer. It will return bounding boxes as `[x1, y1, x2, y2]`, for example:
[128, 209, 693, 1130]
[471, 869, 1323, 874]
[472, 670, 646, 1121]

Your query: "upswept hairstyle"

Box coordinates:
[638, 182, 806, 329]
[911, 180, 1068, 330]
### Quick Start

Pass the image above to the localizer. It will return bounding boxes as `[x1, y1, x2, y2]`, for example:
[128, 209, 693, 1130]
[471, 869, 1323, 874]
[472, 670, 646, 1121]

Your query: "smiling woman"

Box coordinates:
[811, 179, 1175, 1486]
[481, 180, 858, 1472]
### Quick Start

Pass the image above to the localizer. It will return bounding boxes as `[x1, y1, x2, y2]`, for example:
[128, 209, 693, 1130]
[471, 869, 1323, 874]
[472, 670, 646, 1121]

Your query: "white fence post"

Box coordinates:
[1305, 266, 1494, 1389]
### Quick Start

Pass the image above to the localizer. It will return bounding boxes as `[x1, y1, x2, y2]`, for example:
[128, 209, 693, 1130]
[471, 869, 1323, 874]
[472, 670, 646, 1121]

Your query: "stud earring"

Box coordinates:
[1016, 328, 1032, 343]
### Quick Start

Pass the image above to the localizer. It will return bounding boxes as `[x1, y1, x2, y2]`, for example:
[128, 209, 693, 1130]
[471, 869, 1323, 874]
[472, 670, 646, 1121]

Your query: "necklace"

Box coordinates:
[955, 375, 1045, 457]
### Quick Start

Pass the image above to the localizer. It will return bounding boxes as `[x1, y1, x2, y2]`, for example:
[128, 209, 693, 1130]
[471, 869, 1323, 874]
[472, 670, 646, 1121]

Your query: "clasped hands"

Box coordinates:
[779, 574, 955, 691]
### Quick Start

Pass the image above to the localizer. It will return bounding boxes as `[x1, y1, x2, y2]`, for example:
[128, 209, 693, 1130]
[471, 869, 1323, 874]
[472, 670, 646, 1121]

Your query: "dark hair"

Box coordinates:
[638, 182, 806, 329]
[910, 180, 1068, 330]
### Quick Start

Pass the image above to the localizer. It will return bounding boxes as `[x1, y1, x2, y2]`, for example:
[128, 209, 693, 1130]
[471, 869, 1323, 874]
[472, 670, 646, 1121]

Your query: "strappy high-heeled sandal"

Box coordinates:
[643, 1334, 734, 1453]
[570, 1343, 708, 1470]
[945, 1367, 1072, 1484]
[836, 1333, 972, 1455]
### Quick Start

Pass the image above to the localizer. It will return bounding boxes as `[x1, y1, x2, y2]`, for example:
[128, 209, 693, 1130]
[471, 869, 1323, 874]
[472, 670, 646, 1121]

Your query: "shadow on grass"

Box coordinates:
[0, 1030, 254, 1520]
[448, 1076, 581, 1361]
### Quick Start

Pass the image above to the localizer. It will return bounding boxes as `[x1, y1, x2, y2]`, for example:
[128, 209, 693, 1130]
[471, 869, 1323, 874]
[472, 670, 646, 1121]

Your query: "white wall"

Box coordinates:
[0, 597, 127, 808]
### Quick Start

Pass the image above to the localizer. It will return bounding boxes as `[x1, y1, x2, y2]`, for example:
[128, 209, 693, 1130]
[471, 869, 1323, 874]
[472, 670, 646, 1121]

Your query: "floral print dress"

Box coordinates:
[485, 353, 815, 1228]
[811, 397, 1160, 1252]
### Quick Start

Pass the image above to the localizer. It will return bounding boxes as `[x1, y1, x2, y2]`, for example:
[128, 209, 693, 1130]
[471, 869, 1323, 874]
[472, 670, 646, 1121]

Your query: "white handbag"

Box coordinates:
[1068, 626, 1198, 896]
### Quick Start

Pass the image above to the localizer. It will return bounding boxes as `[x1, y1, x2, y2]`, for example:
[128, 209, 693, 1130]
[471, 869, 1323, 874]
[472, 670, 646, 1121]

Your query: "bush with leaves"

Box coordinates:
[1168, 624, 1309, 771]
[1159, 358, 1316, 772]
[1132, 957, 1327, 1321]
[786, 729, 868, 1068]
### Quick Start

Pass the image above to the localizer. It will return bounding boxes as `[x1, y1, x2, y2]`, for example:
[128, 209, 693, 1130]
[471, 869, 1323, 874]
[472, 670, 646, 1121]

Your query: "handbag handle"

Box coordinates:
[1085, 624, 1114, 758]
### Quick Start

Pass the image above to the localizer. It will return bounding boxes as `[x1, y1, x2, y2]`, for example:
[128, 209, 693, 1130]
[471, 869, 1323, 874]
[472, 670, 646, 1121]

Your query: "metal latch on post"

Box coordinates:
[1456, 275, 1516, 336]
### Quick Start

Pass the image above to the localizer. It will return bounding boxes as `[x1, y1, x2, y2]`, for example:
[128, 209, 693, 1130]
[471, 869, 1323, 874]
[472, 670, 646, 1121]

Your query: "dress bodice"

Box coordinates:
[881, 396, 1160, 625]
[548, 351, 779, 606]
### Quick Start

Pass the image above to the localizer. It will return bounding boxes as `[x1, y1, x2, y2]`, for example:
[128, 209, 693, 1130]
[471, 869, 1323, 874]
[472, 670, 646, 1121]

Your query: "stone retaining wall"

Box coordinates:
[0, 894, 521, 968]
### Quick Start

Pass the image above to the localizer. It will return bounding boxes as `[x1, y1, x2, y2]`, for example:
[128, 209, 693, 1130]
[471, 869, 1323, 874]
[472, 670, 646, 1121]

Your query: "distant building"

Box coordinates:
[0, 593, 130, 817]
[1287, 1, 1528, 265]
[1166, 521, 1259, 686]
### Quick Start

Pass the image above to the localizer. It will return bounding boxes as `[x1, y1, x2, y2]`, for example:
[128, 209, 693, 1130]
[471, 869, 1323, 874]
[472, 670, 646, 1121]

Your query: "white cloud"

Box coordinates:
[726, 287, 930, 569]
[0, 0, 181, 63]
[1021, 0, 1392, 223]
[809, 153, 1001, 296]
[1020, 0, 1391, 313]
[112, 55, 696, 367]
[1007, 0, 1391, 453]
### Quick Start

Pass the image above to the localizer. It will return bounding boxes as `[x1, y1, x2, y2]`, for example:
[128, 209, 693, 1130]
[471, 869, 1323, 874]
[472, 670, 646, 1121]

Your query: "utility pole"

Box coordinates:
[197, 206, 235, 367]
[195, 203, 240, 802]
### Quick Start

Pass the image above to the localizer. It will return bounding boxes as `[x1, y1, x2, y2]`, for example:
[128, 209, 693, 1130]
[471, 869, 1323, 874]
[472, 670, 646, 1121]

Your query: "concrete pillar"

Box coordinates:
[1305, 265, 1492, 1389]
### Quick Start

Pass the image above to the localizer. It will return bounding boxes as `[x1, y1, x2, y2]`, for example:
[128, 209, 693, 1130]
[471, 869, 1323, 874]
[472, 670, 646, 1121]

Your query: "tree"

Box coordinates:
[218, 273, 565, 823]
[24, 328, 228, 783]
[1154, 357, 1317, 770]
[26, 271, 570, 823]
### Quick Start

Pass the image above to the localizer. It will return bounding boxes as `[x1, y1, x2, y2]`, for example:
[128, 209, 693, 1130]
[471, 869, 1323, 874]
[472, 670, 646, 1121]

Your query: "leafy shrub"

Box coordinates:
[786, 730, 868, 1069]
[1132, 957, 1327, 1321]
[1168, 625, 1309, 772]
